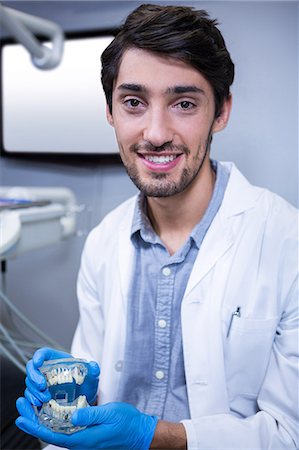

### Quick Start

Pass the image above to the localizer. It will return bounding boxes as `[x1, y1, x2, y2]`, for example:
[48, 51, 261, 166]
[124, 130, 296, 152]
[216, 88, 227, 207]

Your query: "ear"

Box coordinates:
[212, 94, 232, 133]
[106, 104, 114, 127]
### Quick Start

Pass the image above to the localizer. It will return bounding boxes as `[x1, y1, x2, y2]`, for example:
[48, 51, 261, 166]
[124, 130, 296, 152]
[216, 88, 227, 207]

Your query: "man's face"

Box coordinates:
[107, 48, 230, 198]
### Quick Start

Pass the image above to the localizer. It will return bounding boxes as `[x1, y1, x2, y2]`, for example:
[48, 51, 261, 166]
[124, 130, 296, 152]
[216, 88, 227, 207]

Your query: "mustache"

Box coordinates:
[131, 142, 190, 155]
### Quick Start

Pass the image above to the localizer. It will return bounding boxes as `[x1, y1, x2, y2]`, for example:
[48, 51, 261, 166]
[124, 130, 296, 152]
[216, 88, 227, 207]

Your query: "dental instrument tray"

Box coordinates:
[0, 198, 51, 210]
[37, 358, 90, 434]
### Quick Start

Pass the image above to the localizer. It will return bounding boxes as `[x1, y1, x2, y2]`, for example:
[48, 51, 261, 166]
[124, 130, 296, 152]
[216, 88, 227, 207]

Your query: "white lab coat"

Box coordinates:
[70, 162, 298, 449]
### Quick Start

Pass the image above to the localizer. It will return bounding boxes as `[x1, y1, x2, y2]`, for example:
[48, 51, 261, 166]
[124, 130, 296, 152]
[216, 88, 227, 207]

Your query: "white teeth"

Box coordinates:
[145, 155, 177, 164]
[46, 395, 88, 421]
[77, 395, 88, 409]
[48, 399, 76, 420]
[72, 366, 85, 385]
[45, 366, 85, 386]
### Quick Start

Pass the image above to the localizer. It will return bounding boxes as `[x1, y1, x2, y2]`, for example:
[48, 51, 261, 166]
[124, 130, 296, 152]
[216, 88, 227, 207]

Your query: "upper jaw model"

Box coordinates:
[37, 358, 90, 434]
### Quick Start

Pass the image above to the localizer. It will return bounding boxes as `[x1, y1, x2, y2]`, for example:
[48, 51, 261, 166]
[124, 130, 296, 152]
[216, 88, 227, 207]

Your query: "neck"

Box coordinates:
[146, 159, 216, 255]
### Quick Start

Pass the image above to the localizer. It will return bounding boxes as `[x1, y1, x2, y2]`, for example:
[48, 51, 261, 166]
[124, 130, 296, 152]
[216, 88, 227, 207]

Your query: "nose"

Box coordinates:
[143, 108, 174, 148]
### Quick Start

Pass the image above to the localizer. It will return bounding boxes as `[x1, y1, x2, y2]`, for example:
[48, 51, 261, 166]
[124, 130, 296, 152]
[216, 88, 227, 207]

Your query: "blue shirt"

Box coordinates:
[117, 160, 230, 421]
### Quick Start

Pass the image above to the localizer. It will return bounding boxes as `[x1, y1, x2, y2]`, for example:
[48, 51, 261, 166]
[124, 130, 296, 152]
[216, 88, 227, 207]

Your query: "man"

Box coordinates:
[16, 4, 298, 449]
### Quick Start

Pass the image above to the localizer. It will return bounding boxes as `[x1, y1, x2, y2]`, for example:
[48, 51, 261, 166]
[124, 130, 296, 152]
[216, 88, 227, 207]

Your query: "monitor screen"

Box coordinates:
[1, 35, 118, 154]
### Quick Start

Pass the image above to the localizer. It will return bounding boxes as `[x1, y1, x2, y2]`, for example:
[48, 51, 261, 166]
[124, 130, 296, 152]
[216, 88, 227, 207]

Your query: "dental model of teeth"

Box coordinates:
[37, 358, 91, 434]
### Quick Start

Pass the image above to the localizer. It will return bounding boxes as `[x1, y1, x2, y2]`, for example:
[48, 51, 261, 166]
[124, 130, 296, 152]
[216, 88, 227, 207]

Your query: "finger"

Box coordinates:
[32, 347, 71, 368]
[25, 375, 50, 399]
[16, 397, 71, 447]
[15, 416, 40, 439]
[15, 416, 70, 447]
[88, 361, 100, 378]
[26, 359, 47, 389]
[72, 405, 109, 427]
[24, 388, 40, 407]
[25, 377, 50, 403]
[24, 388, 43, 407]
[16, 397, 38, 422]
[32, 347, 51, 368]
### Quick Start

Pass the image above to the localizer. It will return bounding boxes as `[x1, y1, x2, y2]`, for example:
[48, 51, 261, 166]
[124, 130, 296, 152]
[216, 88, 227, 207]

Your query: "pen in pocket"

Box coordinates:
[226, 306, 241, 337]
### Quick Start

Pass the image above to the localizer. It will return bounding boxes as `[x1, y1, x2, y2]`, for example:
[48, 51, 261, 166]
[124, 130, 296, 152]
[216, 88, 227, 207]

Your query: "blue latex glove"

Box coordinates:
[25, 347, 100, 407]
[16, 397, 158, 450]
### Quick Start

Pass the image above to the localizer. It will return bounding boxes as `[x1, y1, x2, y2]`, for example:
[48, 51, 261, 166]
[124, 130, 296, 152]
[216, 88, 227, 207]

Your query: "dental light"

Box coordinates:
[0, 2, 64, 70]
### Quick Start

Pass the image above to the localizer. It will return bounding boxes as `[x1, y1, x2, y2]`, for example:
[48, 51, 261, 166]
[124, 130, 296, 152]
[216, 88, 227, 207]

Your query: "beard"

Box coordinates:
[124, 165, 198, 197]
[121, 135, 212, 198]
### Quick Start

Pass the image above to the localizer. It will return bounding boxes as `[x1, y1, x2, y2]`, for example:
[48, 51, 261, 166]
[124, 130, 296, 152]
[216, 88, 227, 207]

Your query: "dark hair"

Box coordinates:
[101, 3, 234, 117]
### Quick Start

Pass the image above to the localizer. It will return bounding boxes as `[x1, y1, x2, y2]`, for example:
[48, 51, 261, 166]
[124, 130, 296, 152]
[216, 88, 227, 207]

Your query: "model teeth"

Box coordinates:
[45, 366, 85, 386]
[145, 155, 177, 164]
[72, 366, 85, 385]
[45, 395, 88, 421]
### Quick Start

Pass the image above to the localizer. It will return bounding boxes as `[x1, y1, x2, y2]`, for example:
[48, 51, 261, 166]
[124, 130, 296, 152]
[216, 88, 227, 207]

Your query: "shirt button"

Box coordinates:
[155, 370, 165, 380]
[158, 319, 167, 328]
[114, 360, 123, 372]
[162, 267, 171, 276]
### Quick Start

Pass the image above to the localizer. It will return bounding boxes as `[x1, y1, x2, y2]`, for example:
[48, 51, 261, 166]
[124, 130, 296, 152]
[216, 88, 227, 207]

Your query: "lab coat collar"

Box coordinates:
[219, 162, 264, 217]
[184, 162, 263, 299]
[117, 198, 137, 310]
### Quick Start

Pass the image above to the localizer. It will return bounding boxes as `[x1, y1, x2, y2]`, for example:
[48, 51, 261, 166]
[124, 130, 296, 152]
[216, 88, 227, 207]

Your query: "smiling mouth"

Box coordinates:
[143, 154, 180, 164]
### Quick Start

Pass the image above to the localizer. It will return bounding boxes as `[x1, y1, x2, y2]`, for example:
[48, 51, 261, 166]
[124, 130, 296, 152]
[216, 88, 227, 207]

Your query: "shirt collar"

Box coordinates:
[130, 159, 229, 247]
[131, 193, 158, 244]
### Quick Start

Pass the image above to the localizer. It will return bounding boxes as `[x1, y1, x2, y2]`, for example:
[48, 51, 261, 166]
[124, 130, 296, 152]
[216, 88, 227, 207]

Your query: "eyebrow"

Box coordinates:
[117, 83, 148, 93]
[165, 85, 205, 95]
[117, 83, 205, 95]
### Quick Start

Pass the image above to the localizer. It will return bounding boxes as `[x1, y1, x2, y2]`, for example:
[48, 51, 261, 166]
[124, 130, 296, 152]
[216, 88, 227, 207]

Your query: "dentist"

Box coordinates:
[16, 4, 298, 449]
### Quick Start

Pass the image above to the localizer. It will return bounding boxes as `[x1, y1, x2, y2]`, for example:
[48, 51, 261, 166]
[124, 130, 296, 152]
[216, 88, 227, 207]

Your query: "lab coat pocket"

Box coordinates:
[224, 315, 279, 399]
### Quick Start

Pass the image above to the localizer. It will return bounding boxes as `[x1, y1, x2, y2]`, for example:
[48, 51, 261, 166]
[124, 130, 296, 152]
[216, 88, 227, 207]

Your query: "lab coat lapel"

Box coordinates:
[184, 162, 261, 300]
[117, 199, 136, 309]
[181, 163, 264, 417]
[184, 213, 234, 299]
[181, 211, 234, 416]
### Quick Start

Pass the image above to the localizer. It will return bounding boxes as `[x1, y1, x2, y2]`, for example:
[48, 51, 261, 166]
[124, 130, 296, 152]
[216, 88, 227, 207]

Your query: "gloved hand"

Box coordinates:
[25, 347, 100, 407]
[16, 397, 158, 450]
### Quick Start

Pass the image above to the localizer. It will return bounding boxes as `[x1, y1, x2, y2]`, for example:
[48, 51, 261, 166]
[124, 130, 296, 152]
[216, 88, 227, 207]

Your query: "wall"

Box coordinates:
[0, 1, 298, 349]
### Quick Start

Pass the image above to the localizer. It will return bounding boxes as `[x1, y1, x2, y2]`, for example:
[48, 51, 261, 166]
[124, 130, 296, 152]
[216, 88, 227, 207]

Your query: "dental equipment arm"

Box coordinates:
[0, 3, 64, 69]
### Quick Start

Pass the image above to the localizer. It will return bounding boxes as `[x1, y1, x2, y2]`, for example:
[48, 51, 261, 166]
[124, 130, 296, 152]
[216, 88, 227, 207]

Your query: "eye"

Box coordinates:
[177, 100, 195, 110]
[124, 98, 142, 108]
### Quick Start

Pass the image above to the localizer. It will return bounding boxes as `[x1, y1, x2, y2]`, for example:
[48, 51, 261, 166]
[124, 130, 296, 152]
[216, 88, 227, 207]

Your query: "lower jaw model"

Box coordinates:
[37, 358, 90, 434]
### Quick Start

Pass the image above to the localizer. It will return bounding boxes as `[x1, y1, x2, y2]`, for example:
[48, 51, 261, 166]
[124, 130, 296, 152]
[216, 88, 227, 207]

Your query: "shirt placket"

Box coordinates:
[146, 263, 176, 417]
